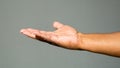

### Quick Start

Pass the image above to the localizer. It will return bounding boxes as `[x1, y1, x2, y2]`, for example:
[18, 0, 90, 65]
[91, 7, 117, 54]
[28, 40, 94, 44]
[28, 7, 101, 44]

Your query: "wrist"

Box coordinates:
[77, 33, 85, 50]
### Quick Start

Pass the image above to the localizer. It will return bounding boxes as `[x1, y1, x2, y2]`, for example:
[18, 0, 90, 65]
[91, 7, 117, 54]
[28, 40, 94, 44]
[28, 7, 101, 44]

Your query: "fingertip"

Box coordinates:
[20, 29, 36, 38]
[20, 29, 28, 35]
[20, 29, 25, 33]
[53, 21, 62, 25]
[53, 21, 64, 29]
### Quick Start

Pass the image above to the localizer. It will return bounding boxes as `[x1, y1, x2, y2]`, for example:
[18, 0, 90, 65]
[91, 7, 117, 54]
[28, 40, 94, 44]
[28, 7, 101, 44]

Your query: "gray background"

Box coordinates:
[0, 0, 120, 68]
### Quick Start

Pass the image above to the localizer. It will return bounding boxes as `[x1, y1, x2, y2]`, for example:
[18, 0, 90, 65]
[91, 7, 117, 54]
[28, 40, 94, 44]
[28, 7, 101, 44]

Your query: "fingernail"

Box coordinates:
[20, 29, 25, 33]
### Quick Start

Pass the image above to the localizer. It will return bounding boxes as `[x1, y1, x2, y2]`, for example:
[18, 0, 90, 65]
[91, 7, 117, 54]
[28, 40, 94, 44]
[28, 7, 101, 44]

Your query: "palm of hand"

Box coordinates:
[21, 22, 80, 49]
[52, 25, 79, 49]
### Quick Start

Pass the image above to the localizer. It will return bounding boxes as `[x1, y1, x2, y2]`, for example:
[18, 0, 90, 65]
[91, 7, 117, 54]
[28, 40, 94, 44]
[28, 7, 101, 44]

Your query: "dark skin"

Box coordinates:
[21, 21, 120, 57]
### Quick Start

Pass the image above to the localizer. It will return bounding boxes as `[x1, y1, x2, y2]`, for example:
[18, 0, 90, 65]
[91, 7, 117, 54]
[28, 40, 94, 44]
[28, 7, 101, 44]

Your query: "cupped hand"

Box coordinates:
[20, 21, 82, 49]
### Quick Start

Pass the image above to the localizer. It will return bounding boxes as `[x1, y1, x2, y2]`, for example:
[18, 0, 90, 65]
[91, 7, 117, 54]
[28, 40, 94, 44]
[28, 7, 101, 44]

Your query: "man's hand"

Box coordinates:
[20, 21, 82, 49]
[20, 21, 120, 57]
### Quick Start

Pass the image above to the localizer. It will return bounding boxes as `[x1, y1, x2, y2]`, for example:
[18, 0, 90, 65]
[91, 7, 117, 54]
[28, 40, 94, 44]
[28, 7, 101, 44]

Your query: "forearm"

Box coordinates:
[79, 32, 120, 57]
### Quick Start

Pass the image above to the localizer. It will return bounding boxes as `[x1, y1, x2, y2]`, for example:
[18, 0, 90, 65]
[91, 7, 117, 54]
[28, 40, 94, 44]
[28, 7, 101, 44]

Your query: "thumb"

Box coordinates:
[53, 21, 64, 29]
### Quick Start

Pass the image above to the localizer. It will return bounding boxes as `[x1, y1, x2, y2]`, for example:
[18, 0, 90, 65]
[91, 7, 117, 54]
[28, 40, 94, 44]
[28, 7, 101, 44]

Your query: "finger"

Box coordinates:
[26, 28, 41, 33]
[20, 29, 36, 38]
[53, 21, 64, 29]
[26, 28, 52, 38]
[34, 30, 58, 43]
[34, 31, 52, 41]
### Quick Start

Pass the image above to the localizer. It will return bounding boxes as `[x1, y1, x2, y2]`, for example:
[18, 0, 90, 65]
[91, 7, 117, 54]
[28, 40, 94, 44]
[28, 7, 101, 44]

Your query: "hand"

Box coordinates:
[20, 21, 82, 49]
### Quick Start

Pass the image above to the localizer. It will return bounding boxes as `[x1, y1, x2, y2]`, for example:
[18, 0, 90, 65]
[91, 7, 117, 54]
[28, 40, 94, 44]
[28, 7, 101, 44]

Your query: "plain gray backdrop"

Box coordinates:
[0, 0, 120, 68]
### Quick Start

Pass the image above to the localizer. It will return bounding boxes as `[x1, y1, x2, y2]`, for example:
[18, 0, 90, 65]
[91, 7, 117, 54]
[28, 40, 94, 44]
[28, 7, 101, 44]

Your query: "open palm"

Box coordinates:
[21, 22, 81, 49]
